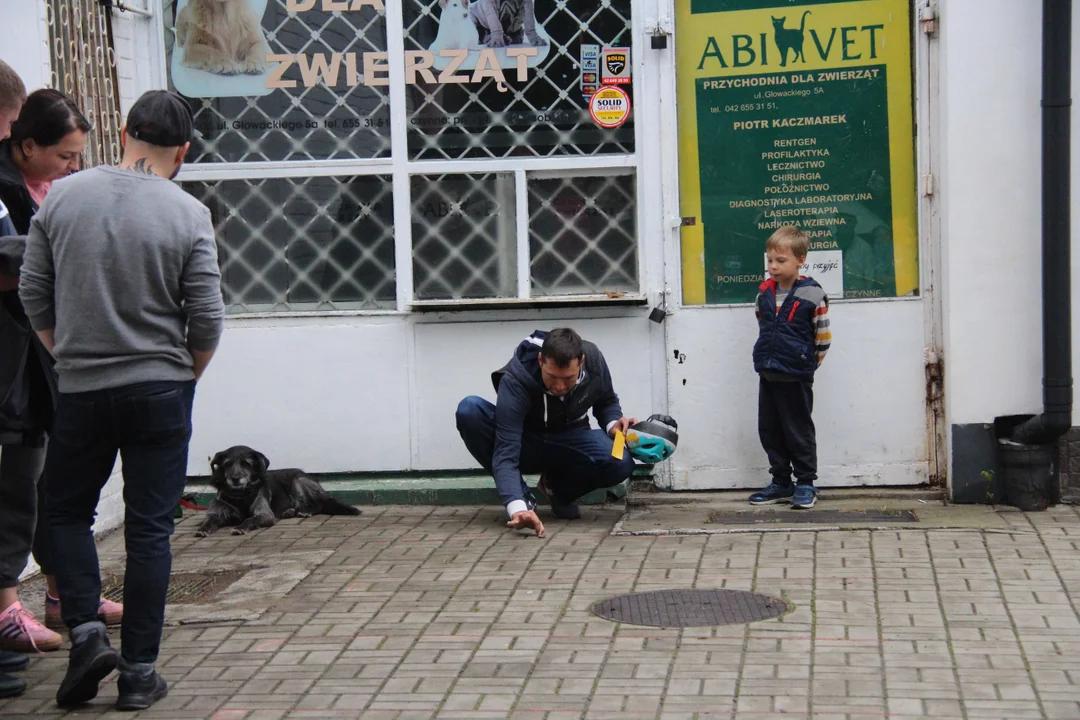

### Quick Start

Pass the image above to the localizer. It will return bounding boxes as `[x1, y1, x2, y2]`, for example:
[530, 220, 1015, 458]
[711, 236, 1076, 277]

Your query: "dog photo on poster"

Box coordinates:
[169, 0, 276, 99]
[403, 0, 635, 159]
[427, 0, 552, 70]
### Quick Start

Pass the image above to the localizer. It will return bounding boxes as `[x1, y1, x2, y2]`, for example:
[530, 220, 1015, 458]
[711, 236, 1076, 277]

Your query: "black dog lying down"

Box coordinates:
[195, 445, 360, 537]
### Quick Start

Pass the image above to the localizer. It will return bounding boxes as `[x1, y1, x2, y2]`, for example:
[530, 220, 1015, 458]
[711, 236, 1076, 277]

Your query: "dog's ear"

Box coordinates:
[254, 451, 269, 473]
[210, 451, 227, 474]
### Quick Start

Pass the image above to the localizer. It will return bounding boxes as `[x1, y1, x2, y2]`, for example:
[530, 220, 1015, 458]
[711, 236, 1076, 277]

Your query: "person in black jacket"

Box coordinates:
[456, 328, 637, 537]
[0, 88, 123, 656]
[0, 59, 30, 700]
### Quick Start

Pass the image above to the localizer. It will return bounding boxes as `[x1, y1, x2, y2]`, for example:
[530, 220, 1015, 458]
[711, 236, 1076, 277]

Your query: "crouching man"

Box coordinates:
[456, 328, 636, 537]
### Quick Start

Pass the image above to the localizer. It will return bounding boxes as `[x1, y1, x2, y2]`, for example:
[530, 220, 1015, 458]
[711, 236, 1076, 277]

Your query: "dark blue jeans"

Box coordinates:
[45, 380, 194, 664]
[456, 396, 635, 504]
[758, 377, 817, 486]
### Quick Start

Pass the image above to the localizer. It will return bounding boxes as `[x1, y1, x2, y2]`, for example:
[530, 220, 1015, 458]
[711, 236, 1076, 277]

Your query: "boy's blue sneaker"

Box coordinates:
[791, 484, 818, 509]
[748, 482, 794, 505]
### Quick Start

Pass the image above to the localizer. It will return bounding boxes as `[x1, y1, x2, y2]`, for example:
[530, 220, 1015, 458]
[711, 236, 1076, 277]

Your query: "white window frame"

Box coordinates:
[141, 0, 651, 316]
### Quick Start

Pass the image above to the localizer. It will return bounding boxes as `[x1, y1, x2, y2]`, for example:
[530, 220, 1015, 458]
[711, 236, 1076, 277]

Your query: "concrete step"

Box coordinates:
[183, 468, 653, 508]
[627, 486, 944, 507]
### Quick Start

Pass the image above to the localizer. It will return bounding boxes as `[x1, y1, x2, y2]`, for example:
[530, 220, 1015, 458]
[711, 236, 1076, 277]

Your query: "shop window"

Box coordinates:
[411, 173, 517, 299]
[163, 0, 391, 162]
[528, 172, 636, 296]
[410, 170, 638, 302]
[401, 0, 634, 159]
[185, 176, 396, 313]
[164, 0, 644, 312]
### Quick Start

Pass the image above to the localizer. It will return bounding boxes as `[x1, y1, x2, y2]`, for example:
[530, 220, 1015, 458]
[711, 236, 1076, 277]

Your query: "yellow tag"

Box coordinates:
[611, 430, 625, 460]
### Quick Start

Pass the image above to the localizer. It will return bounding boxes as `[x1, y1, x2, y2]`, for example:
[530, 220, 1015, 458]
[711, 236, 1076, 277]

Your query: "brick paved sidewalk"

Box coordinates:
[3, 503, 1080, 719]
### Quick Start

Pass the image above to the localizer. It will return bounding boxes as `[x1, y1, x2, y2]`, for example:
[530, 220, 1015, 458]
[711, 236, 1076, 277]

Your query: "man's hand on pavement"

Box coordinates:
[609, 416, 639, 437]
[507, 510, 545, 537]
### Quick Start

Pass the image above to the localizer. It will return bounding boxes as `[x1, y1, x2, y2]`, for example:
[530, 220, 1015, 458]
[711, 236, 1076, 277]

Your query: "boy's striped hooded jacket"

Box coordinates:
[753, 276, 831, 379]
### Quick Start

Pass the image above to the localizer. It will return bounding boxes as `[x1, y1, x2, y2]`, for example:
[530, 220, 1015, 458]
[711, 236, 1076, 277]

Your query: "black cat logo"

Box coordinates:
[771, 10, 811, 67]
[605, 53, 627, 76]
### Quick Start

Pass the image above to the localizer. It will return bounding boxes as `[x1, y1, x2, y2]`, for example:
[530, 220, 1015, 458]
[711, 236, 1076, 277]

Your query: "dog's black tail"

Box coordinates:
[321, 497, 362, 516]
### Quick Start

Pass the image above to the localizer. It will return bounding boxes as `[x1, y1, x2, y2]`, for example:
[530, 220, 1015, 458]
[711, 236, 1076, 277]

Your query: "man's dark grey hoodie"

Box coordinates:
[489, 330, 624, 513]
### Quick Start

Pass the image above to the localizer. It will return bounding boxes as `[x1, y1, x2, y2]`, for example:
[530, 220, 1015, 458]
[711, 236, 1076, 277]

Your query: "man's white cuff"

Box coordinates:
[506, 500, 530, 518]
[606, 420, 618, 434]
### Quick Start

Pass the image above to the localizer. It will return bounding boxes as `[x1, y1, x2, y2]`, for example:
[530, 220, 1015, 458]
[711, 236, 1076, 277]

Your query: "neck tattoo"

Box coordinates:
[128, 158, 155, 176]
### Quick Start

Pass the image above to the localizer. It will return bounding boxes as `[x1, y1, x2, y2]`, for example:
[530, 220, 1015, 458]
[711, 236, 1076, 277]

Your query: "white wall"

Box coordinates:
[0, 1, 51, 91]
[666, 301, 931, 489]
[188, 314, 659, 475]
[939, 0, 1080, 430]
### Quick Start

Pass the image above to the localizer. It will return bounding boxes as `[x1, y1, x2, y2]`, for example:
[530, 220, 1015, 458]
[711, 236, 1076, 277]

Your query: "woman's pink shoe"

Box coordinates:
[0, 601, 62, 652]
[44, 594, 124, 630]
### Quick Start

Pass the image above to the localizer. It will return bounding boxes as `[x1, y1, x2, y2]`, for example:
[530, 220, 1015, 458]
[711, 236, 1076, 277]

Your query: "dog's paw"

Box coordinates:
[231, 527, 247, 536]
[527, 34, 548, 46]
[194, 530, 209, 538]
[238, 57, 268, 75]
[297, 511, 313, 519]
[489, 34, 508, 47]
[281, 509, 297, 519]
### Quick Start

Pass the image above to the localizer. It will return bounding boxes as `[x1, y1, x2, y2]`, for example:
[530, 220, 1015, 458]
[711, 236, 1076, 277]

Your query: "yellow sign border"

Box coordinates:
[676, 0, 918, 304]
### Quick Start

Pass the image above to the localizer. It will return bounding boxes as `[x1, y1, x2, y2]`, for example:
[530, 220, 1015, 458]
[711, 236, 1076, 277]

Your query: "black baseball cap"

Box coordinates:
[125, 90, 194, 147]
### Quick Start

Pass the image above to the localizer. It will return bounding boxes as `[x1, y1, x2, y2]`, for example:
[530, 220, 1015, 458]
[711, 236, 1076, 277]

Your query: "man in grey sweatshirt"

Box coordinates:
[19, 90, 224, 711]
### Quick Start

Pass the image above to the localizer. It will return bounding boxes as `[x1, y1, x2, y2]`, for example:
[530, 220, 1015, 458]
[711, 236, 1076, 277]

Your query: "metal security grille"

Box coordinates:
[528, 172, 637, 296]
[46, 0, 124, 168]
[402, 0, 634, 159]
[411, 173, 517, 299]
[163, 0, 391, 163]
[102, 569, 248, 605]
[185, 176, 396, 313]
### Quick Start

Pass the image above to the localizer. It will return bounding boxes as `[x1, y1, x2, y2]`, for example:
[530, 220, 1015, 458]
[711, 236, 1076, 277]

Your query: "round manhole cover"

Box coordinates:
[591, 589, 788, 628]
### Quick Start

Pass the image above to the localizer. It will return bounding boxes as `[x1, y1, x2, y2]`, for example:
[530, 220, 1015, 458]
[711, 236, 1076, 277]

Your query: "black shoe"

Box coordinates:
[55, 627, 118, 707]
[116, 670, 168, 711]
[0, 672, 26, 699]
[0, 650, 28, 673]
[537, 474, 581, 520]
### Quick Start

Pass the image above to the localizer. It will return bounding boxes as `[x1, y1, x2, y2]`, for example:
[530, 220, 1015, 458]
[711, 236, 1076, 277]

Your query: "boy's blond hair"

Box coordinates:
[0, 60, 26, 112]
[766, 225, 809, 259]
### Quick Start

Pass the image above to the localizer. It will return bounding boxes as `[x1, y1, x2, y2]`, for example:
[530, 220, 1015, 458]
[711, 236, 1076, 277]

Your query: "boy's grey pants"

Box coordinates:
[0, 444, 50, 588]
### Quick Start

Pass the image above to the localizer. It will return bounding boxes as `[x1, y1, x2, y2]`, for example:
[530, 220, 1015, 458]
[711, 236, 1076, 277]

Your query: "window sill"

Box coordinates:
[409, 294, 649, 312]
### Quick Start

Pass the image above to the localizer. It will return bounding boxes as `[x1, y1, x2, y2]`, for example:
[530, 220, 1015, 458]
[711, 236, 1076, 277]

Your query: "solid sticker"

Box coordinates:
[601, 46, 631, 85]
[589, 86, 631, 128]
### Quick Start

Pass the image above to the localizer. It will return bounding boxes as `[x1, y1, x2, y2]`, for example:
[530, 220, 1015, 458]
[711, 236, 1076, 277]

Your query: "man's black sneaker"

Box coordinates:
[748, 482, 794, 505]
[0, 671, 26, 699]
[0, 650, 28, 674]
[792, 484, 818, 509]
[116, 669, 168, 711]
[537, 474, 581, 520]
[56, 626, 118, 707]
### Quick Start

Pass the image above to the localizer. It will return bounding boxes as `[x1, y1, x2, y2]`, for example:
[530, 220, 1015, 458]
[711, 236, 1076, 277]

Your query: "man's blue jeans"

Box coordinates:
[456, 396, 634, 505]
[45, 380, 195, 664]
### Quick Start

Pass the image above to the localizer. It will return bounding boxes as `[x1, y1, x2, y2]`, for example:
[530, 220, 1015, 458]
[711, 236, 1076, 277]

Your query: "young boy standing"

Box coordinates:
[748, 225, 831, 509]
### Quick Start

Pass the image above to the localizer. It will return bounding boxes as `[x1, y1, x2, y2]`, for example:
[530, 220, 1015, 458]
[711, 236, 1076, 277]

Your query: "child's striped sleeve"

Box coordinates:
[814, 297, 831, 366]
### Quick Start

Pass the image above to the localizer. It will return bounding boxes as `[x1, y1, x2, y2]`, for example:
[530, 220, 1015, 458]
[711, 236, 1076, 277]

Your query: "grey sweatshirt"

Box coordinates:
[19, 166, 225, 393]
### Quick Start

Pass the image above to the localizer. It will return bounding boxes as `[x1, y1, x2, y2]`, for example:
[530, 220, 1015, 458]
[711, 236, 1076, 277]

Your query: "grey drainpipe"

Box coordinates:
[1012, 0, 1074, 445]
